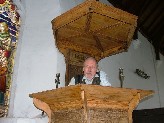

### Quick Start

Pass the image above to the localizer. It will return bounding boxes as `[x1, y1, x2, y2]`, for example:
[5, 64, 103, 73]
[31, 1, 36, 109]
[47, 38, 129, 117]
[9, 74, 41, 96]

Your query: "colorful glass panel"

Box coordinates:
[0, 0, 20, 117]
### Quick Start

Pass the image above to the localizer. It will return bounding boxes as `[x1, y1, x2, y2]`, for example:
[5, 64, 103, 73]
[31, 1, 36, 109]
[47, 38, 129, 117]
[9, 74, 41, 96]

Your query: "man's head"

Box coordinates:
[83, 57, 98, 80]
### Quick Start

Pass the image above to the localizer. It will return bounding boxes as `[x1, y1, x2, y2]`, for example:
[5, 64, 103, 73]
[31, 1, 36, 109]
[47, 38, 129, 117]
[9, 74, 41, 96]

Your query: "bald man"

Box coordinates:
[69, 57, 111, 86]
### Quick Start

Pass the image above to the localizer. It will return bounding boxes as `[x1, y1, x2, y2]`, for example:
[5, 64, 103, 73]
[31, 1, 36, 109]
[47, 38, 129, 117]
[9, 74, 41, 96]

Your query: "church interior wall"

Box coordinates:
[0, 0, 164, 122]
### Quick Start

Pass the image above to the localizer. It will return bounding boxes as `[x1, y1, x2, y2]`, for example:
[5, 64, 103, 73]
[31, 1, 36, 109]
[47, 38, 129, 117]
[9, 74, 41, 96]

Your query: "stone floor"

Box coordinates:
[0, 117, 48, 123]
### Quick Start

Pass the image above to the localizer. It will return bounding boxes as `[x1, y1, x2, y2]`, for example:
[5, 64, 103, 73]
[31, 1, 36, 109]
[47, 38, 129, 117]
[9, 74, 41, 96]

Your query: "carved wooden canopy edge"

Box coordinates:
[52, 0, 138, 60]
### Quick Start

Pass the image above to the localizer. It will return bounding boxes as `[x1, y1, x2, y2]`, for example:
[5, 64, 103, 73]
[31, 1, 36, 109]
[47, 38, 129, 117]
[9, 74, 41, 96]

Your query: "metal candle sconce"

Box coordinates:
[42, 73, 60, 116]
[119, 68, 124, 88]
[55, 73, 60, 88]
[135, 69, 150, 79]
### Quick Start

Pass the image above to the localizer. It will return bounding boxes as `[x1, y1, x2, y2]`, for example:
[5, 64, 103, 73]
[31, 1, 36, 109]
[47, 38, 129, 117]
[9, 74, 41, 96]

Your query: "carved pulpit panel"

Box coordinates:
[65, 50, 90, 86]
[29, 85, 154, 123]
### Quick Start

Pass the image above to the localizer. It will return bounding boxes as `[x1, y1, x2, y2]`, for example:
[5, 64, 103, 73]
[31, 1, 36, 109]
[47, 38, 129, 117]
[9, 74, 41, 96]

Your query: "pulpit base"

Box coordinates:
[51, 108, 128, 123]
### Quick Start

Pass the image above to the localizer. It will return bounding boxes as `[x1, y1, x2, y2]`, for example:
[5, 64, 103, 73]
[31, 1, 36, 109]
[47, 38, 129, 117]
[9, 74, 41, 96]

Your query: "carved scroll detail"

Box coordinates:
[33, 98, 52, 123]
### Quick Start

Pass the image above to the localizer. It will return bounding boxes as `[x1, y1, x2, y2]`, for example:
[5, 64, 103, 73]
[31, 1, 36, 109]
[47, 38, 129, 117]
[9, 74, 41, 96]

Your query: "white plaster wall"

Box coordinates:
[59, 0, 81, 13]
[5, 0, 62, 121]
[98, 32, 161, 110]
[1, 0, 164, 123]
[0, 117, 48, 123]
[156, 54, 164, 107]
[59, 0, 112, 13]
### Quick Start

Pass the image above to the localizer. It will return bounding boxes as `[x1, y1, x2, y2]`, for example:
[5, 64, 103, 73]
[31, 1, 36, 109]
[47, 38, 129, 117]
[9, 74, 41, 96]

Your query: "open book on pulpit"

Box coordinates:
[29, 84, 154, 123]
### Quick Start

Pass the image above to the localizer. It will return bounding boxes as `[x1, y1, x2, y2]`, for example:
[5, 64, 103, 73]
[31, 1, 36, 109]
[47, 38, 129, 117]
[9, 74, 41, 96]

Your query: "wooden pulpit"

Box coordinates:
[29, 84, 154, 123]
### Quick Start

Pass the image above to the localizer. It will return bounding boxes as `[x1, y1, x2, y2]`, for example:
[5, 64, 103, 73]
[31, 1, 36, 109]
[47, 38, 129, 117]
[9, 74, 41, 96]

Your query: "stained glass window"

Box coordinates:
[0, 0, 20, 117]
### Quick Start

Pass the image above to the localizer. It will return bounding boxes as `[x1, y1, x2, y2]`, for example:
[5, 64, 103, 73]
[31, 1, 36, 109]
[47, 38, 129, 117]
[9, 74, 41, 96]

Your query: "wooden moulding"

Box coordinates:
[29, 84, 154, 123]
[65, 49, 91, 85]
[51, 0, 138, 60]
[52, 1, 137, 30]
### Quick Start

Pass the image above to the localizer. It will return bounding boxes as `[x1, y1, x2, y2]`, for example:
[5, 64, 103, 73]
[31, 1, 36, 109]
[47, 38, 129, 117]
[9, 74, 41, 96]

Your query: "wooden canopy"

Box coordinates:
[52, 0, 138, 61]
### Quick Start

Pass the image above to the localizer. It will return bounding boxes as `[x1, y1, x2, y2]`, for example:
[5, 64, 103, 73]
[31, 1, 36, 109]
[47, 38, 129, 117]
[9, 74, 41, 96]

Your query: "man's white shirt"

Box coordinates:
[69, 71, 111, 86]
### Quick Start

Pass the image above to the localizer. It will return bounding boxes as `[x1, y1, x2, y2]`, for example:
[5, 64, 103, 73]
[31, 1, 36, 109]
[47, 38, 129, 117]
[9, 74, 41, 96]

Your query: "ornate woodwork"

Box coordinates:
[65, 50, 90, 86]
[52, 0, 137, 60]
[51, 0, 138, 85]
[30, 84, 154, 123]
